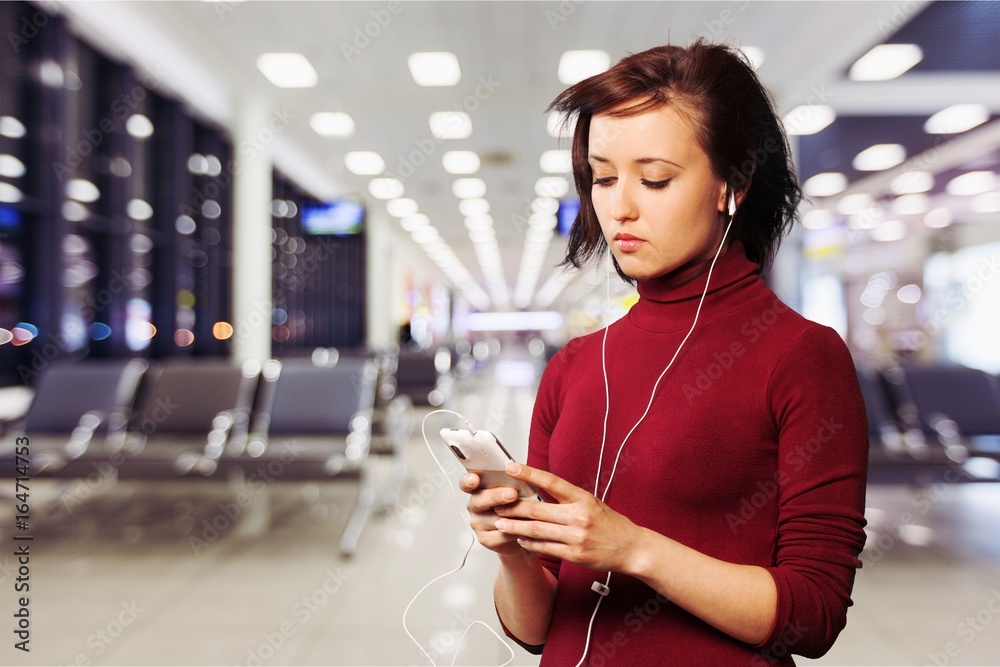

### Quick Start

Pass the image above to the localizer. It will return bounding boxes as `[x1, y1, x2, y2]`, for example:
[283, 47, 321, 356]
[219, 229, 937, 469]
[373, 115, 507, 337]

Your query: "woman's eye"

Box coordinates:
[592, 177, 615, 187]
[643, 178, 672, 190]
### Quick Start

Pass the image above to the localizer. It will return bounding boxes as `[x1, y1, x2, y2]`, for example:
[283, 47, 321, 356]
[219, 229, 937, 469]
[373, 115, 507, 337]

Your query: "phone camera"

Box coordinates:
[449, 445, 467, 461]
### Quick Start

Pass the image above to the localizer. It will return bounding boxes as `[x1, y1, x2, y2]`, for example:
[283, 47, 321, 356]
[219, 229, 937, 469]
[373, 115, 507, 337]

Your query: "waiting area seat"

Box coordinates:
[859, 363, 1000, 484]
[222, 356, 378, 555]
[886, 364, 1000, 464]
[0, 359, 148, 476]
[394, 347, 453, 407]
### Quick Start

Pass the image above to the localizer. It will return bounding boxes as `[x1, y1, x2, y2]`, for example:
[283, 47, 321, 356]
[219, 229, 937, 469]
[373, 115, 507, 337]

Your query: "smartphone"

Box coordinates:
[439, 428, 544, 502]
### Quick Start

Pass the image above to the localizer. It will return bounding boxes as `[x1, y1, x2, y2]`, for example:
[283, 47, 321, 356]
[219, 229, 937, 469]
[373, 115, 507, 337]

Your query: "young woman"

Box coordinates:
[461, 42, 868, 665]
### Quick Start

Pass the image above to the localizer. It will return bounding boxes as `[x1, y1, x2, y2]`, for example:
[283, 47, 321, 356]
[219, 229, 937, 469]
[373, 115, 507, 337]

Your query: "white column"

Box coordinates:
[230, 96, 273, 363]
[366, 210, 393, 349]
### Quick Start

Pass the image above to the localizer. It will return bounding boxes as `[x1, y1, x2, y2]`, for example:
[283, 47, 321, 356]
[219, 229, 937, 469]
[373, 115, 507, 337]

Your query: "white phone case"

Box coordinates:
[439, 428, 543, 502]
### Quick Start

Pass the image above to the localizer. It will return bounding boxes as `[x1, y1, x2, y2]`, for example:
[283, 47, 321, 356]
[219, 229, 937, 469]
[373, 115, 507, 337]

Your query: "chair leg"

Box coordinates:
[339, 459, 376, 557]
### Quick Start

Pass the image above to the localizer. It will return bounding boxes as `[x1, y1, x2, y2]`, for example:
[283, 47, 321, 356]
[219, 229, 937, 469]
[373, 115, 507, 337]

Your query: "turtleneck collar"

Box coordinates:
[627, 240, 763, 334]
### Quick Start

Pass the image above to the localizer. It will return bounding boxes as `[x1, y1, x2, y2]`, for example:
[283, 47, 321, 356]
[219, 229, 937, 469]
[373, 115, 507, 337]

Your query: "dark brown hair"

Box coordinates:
[548, 40, 802, 282]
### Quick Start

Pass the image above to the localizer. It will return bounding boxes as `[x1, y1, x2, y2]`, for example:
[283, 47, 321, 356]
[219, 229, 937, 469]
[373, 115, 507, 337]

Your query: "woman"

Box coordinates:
[461, 41, 868, 665]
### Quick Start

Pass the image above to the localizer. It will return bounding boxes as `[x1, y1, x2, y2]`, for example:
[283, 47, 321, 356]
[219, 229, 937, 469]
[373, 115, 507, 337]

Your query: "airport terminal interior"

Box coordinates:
[0, 1, 998, 665]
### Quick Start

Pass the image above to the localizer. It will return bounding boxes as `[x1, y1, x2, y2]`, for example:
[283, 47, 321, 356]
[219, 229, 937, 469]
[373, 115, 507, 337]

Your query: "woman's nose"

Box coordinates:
[609, 181, 638, 222]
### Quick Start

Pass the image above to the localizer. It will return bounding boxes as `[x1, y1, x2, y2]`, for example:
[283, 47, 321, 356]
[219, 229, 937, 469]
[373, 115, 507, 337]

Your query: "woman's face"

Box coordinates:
[588, 103, 729, 281]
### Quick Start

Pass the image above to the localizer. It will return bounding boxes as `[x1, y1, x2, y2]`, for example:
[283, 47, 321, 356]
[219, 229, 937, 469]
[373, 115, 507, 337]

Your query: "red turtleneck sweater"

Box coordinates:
[502, 241, 869, 666]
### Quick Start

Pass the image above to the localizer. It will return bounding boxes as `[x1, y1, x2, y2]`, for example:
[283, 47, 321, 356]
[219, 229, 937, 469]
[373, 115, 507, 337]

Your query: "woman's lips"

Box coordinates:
[614, 236, 645, 252]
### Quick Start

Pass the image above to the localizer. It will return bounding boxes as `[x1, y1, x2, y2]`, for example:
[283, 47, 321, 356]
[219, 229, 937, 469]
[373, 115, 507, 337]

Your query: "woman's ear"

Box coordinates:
[716, 182, 730, 213]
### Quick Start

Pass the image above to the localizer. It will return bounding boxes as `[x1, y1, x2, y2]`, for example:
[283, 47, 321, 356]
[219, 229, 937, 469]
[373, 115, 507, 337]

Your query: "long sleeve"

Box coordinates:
[755, 326, 869, 659]
[525, 347, 567, 579]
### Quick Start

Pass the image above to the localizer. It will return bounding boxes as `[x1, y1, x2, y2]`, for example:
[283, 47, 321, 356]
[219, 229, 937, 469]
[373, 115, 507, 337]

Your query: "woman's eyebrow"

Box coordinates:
[588, 154, 685, 170]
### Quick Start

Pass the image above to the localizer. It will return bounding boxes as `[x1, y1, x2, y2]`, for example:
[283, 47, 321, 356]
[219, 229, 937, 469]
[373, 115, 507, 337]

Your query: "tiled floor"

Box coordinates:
[1, 373, 998, 666]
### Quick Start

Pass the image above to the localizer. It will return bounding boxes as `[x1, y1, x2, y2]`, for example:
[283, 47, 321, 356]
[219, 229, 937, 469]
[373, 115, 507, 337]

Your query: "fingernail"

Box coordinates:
[506, 462, 521, 475]
[502, 488, 517, 500]
[495, 520, 508, 531]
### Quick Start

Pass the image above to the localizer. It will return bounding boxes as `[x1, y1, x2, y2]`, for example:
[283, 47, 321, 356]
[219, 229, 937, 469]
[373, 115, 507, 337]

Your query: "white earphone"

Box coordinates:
[577, 188, 737, 666]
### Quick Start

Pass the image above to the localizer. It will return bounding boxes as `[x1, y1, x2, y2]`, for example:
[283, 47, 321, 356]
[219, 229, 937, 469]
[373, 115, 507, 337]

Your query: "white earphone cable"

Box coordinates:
[402, 409, 515, 667]
[574, 201, 737, 667]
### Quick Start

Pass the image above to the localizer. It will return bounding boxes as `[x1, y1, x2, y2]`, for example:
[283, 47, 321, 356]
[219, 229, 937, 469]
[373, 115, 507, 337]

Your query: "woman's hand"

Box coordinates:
[492, 462, 647, 574]
[459, 473, 529, 558]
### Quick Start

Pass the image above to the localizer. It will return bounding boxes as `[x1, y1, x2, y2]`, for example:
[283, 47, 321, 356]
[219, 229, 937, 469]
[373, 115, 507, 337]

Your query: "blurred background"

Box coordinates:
[0, 1, 998, 665]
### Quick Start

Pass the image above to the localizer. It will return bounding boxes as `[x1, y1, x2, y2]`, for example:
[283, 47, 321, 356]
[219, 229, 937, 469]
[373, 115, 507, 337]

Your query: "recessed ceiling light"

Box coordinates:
[547, 111, 576, 138]
[429, 112, 472, 140]
[924, 208, 951, 229]
[531, 197, 560, 215]
[540, 149, 572, 174]
[400, 214, 429, 231]
[310, 112, 355, 138]
[464, 215, 493, 231]
[924, 104, 988, 135]
[256, 53, 318, 88]
[452, 178, 486, 199]
[870, 219, 906, 242]
[740, 46, 766, 70]
[408, 52, 461, 86]
[344, 151, 385, 175]
[386, 198, 418, 218]
[558, 50, 610, 85]
[946, 171, 997, 196]
[535, 176, 570, 198]
[443, 151, 480, 174]
[891, 171, 933, 194]
[459, 198, 490, 216]
[837, 193, 874, 215]
[891, 193, 930, 215]
[469, 228, 497, 244]
[368, 177, 404, 199]
[783, 105, 835, 136]
[849, 44, 922, 81]
[803, 172, 847, 197]
[971, 191, 1000, 214]
[853, 144, 906, 171]
[412, 226, 441, 244]
[801, 209, 834, 230]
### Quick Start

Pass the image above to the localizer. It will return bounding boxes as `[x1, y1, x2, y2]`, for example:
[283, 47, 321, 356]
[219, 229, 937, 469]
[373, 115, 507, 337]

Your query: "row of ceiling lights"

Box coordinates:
[255, 42, 988, 311]
[253, 48, 598, 311]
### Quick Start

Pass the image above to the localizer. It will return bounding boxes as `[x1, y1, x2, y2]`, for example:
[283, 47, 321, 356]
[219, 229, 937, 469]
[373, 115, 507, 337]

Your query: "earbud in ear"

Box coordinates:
[728, 193, 737, 217]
